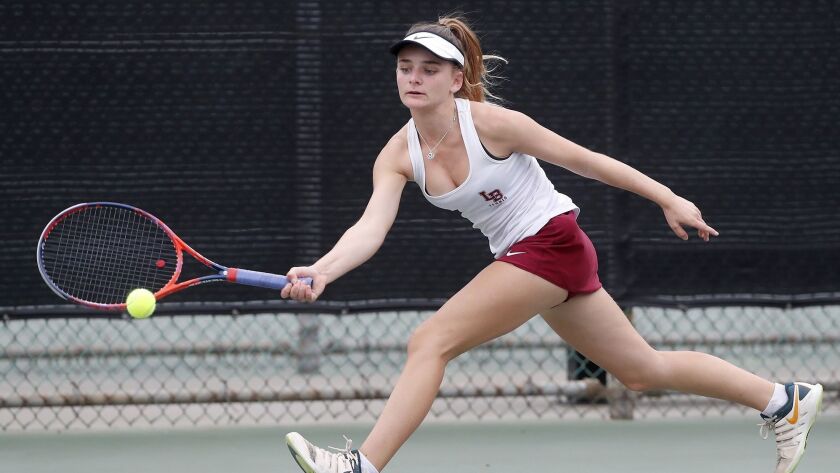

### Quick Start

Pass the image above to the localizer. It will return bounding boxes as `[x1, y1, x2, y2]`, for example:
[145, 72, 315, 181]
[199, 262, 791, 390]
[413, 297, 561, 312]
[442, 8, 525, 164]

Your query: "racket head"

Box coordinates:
[37, 202, 183, 310]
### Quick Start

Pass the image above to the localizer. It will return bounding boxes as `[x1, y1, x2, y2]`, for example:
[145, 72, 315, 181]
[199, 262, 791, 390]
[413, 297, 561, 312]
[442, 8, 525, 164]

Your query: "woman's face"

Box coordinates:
[396, 45, 463, 110]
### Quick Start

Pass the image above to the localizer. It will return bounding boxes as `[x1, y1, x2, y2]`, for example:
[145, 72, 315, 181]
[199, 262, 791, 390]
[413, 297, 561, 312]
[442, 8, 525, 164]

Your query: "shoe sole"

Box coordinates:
[286, 432, 318, 473]
[786, 383, 823, 473]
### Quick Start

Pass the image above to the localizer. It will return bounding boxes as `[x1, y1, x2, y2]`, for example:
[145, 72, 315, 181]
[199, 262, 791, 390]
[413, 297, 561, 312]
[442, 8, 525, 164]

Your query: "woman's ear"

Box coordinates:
[450, 69, 464, 94]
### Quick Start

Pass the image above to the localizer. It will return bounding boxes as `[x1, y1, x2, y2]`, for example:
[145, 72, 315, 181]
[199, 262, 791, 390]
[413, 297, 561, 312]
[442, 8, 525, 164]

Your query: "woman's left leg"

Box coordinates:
[540, 288, 774, 410]
[358, 261, 569, 469]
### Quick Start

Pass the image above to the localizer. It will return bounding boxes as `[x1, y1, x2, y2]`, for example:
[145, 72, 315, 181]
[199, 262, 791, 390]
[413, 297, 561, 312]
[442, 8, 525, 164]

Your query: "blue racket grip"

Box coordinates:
[227, 268, 312, 290]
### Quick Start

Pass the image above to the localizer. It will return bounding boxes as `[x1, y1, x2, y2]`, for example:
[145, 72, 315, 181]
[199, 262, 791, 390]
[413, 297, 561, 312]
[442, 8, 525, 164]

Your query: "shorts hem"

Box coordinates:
[496, 258, 571, 293]
[497, 259, 601, 301]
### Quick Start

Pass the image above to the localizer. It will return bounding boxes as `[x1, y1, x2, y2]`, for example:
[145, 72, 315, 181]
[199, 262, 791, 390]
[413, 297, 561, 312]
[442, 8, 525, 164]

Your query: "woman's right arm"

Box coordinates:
[282, 134, 410, 302]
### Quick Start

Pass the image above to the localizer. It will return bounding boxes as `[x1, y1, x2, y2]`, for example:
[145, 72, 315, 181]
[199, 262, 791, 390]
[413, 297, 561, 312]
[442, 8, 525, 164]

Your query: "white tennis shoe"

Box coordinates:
[286, 432, 361, 473]
[759, 382, 823, 473]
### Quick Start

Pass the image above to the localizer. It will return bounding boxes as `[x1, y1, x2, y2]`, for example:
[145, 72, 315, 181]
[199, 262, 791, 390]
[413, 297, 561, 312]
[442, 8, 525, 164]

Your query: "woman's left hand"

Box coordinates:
[662, 195, 719, 241]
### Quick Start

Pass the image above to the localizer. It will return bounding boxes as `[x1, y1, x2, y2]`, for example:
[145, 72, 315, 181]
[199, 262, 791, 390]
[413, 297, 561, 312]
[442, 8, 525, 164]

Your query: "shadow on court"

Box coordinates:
[1, 416, 837, 472]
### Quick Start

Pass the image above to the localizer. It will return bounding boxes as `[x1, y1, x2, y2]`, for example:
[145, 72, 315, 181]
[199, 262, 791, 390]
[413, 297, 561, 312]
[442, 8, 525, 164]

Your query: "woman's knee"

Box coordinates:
[613, 351, 669, 392]
[407, 318, 459, 362]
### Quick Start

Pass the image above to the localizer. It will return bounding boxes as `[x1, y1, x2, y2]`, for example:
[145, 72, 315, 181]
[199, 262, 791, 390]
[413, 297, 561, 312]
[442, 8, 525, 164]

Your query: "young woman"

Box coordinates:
[282, 17, 822, 473]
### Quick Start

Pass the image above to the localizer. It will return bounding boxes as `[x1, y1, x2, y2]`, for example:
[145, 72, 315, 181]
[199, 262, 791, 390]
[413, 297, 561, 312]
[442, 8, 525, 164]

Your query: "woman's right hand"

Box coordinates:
[281, 266, 326, 302]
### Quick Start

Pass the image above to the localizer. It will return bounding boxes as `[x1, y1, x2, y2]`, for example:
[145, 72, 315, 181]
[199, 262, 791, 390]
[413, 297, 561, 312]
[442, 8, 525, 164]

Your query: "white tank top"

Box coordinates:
[407, 99, 579, 258]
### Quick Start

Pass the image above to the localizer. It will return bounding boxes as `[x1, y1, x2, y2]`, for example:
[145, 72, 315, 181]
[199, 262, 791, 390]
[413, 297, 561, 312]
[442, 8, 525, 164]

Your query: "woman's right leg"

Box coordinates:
[538, 288, 823, 473]
[539, 288, 775, 409]
[358, 261, 569, 470]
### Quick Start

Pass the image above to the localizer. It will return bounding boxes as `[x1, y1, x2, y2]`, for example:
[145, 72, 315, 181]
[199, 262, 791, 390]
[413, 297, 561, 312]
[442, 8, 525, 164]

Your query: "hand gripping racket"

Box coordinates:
[37, 202, 311, 311]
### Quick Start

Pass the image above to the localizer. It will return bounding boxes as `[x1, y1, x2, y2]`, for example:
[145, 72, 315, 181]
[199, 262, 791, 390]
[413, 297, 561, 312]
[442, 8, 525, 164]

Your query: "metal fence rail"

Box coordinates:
[1, 306, 837, 430]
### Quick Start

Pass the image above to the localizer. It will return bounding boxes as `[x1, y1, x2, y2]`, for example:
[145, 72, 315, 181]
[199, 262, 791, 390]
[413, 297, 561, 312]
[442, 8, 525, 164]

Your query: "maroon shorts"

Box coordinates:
[496, 212, 602, 300]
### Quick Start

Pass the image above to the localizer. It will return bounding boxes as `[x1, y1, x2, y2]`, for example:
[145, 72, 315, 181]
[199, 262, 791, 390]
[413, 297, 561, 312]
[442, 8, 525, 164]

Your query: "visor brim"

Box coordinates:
[389, 33, 465, 67]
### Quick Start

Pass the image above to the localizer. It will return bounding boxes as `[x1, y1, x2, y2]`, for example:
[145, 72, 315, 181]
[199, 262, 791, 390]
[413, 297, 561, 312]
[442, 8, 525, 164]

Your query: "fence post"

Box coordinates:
[297, 314, 321, 374]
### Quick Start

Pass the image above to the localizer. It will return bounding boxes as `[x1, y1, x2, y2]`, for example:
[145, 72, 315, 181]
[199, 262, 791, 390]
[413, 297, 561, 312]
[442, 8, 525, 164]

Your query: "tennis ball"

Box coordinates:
[126, 288, 156, 319]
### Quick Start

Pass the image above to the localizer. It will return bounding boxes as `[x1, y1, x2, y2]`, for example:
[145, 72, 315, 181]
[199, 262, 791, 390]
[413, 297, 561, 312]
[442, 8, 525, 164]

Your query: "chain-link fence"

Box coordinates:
[1, 305, 838, 431]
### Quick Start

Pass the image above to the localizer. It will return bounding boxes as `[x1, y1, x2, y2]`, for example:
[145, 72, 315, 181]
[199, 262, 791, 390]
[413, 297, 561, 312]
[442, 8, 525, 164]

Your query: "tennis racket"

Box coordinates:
[37, 202, 310, 311]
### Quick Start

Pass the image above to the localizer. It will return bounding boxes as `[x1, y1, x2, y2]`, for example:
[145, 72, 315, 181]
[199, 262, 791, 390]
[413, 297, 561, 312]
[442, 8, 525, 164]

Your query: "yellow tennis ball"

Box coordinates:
[126, 288, 156, 319]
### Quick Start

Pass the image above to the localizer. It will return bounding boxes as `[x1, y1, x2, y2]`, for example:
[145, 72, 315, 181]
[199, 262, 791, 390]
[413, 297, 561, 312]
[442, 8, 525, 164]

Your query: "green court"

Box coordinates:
[2, 416, 838, 473]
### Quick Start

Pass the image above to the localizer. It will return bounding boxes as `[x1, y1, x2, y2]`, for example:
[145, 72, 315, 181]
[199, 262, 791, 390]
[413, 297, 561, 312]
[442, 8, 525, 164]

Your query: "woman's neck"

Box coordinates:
[411, 99, 458, 142]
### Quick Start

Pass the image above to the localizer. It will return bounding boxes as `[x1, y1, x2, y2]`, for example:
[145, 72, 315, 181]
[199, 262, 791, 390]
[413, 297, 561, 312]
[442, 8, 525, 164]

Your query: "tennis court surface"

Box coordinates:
[2, 417, 838, 473]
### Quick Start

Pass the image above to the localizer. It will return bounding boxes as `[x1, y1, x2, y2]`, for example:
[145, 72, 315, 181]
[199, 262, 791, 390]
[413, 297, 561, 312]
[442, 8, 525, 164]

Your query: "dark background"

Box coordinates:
[2, 1, 838, 314]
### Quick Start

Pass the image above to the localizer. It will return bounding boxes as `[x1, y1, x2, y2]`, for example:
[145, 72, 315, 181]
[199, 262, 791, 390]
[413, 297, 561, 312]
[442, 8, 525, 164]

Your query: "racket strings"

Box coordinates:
[41, 206, 178, 305]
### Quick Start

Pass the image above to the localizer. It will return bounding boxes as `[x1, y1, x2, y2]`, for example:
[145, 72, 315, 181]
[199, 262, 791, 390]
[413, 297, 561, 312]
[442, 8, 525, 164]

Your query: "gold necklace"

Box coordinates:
[416, 110, 457, 160]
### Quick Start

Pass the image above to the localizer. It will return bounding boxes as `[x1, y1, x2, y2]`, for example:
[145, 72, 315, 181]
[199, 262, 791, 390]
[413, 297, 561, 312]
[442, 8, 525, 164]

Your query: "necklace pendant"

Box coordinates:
[426, 151, 434, 160]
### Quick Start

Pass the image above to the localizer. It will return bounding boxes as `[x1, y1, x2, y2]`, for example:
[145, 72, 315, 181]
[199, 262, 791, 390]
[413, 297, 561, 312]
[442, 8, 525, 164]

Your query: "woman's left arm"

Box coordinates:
[483, 105, 718, 241]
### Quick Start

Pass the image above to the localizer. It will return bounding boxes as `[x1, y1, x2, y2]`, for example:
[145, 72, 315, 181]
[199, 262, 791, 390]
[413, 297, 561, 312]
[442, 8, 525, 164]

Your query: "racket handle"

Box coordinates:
[227, 268, 312, 290]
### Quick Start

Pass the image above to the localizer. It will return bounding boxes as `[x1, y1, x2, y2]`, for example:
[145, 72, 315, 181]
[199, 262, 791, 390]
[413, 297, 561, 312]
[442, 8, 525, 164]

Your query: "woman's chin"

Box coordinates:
[400, 94, 437, 110]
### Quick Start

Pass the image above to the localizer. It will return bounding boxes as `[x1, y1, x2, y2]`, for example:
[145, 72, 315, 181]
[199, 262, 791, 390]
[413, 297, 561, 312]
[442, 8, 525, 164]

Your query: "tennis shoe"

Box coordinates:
[759, 382, 823, 473]
[286, 432, 361, 473]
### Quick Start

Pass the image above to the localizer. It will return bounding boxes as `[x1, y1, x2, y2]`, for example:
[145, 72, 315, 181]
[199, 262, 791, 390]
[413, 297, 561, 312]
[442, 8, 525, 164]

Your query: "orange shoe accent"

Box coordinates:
[786, 384, 800, 424]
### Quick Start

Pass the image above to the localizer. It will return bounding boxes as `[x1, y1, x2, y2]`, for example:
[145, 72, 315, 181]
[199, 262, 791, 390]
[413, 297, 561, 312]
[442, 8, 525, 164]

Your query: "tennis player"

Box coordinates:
[282, 16, 822, 473]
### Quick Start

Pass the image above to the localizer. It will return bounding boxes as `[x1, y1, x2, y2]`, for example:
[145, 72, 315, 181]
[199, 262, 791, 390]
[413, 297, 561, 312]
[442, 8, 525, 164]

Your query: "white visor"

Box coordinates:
[390, 31, 465, 67]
